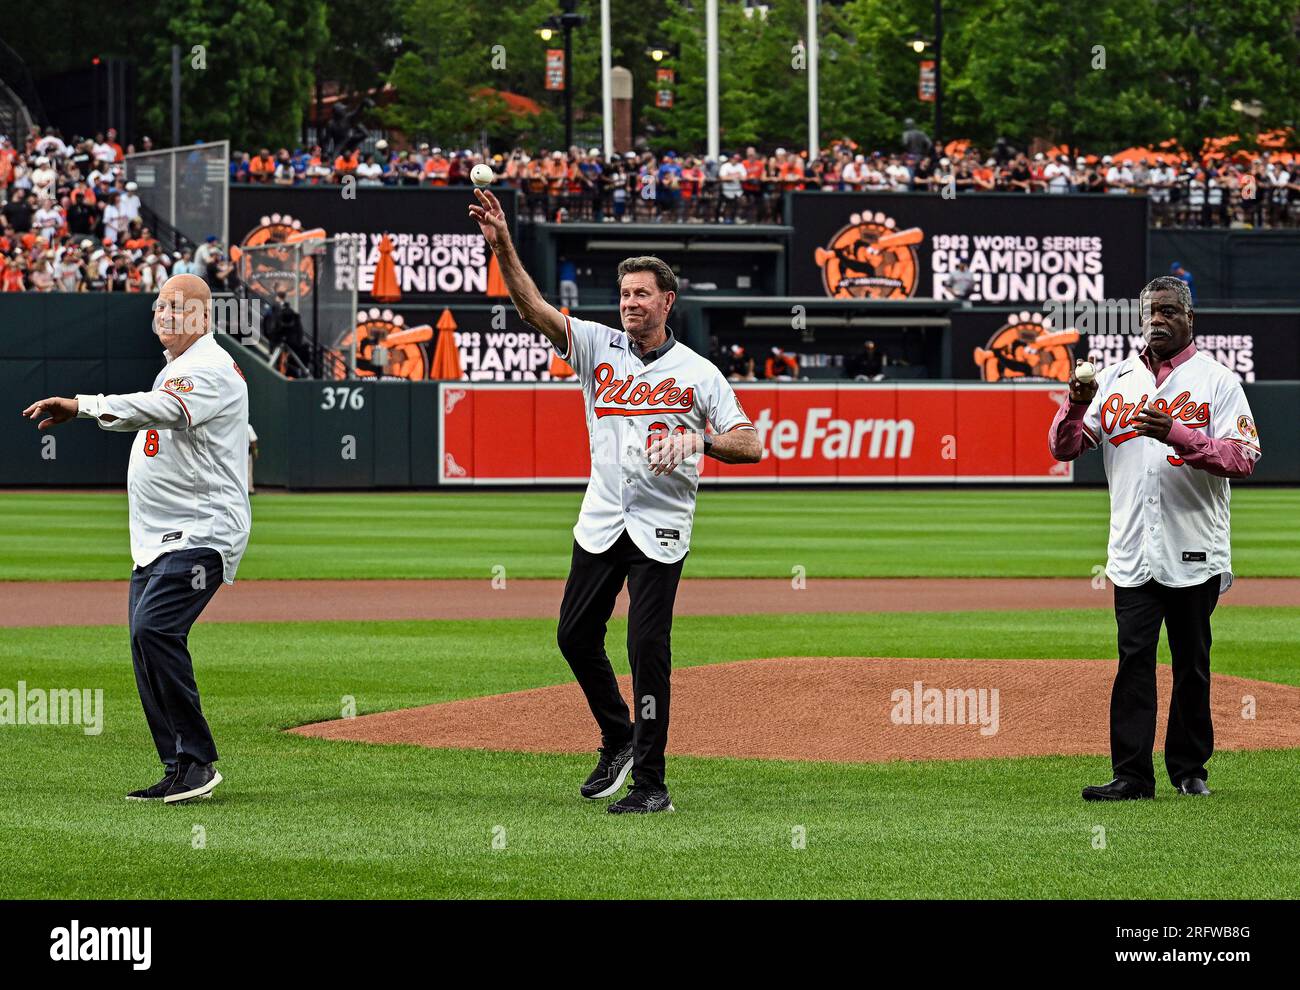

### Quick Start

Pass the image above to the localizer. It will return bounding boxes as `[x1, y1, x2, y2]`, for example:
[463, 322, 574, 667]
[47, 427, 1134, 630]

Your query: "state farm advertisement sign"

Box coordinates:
[438, 383, 1071, 484]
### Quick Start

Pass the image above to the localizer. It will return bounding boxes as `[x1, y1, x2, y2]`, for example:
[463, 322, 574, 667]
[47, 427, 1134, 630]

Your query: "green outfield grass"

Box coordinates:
[1, 608, 1297, 899]
[2, 488, 1299, 580]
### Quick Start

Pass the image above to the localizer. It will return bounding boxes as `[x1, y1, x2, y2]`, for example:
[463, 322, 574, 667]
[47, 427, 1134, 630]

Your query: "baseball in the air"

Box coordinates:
[470, 164, 495, 188]
[1074, 360, 1097, 384]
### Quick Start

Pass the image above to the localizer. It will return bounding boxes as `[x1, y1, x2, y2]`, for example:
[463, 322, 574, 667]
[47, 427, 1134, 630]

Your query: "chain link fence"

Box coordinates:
[125, 141, 229, 247]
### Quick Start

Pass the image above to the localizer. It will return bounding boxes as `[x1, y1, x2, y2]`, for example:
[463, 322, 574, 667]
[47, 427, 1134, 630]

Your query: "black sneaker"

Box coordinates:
[580, 742, 634, 799]
[126, 767, 179, 801]
[163, 762, 223, 804]
[607, 788, 675, 815]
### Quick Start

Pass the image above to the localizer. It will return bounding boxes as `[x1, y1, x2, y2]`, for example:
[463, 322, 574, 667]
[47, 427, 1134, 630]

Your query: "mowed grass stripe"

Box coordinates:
[0, 608, 1297, 899]
[2, 489, 1298, 580]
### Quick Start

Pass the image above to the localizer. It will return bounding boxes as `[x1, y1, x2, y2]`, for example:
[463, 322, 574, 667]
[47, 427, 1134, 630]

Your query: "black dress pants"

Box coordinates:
[556, 531, 686, 792]
[1111, 575, 1220, 788]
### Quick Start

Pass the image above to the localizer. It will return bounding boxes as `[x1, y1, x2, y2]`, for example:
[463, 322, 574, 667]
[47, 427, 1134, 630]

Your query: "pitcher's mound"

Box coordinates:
[290, 658, 1300, 763]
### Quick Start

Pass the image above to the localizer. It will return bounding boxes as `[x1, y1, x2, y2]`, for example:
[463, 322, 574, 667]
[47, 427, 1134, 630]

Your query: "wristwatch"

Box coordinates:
[702, 432, 714, 455]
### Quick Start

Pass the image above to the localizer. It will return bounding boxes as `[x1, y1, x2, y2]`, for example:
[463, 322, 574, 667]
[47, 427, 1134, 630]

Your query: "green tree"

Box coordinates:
[137, 0, 329, 150]
[951, 0, 1164, 156]
[318, 0, 404, 105]
[1152, 0, 1300, 155]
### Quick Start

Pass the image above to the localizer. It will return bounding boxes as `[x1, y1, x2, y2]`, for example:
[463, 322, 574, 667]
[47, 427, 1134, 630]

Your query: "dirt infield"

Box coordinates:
[290, 656, 1300, 763]
[3, 577, 1299, 627]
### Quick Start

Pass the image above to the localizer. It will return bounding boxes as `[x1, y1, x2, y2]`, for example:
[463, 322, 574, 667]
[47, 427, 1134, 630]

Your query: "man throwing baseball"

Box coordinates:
[22, 273, 251, 804]
[468, 188, 761, 813]
[1049, 276, 1261, 801]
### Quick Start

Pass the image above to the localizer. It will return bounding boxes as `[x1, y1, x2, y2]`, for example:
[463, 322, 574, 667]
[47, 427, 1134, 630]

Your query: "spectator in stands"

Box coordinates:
[1169, 261, 1195, 304]
[846, 340, 888, 381]
[604, 156, 629, 222]
[423, 146, 450, 186]
[1105, 155, 1133, 194]
[207, 248, 235, 291]
[91, 133, 116, 164]
[249, 148, 276, 184]
[273, 149, 296, 186]
[306, 146, 331, 184]
[396, 149, 422, 186]
[230, 151, 252, 183]
[141, 253, 169, 292]
[901, 118, 932, 159]
[172, 249, 197, 276]
[657, 151, 684, 222]
[65, 190, 97, 237]
[33, 196, 63, 243]
[718, 152, 746, 222]
[558, 256, 579, 309]
[118, 181, 142, 225]
[356, 152, 384, 186]
[3, 188, 34, 233]
[195, 235, 220, 272]
[765, 346, 799, 380]
[725, 344, 755, 381]
[101, 191, 128, 245]
[54, 245, 85, 291]
[1044, 154, 1071, 193]
[945, 257, 977, 302]
[30, 156, 57, 200]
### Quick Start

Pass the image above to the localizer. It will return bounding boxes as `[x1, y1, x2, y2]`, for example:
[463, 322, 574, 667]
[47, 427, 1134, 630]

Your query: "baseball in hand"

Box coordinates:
[470, 164, 495, 188]
[1074, 360, 1096, 384]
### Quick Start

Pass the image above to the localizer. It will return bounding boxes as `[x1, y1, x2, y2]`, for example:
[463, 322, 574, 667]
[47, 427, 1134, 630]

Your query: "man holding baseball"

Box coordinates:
[1049, 276, 1261, 800]
[468, 187, 761, 813]
[22, 273, 251, 805]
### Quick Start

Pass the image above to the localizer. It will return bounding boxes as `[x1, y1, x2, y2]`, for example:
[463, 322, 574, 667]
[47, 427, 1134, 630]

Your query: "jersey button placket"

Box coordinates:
[1143, 444, 1160, 573]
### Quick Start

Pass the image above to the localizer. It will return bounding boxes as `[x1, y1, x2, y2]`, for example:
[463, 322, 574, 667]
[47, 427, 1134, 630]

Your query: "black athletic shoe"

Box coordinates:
[1176, 776, 1211, 796]
[607, 788, 675, 814]
[580, 742, 634, 799]
[126, 767, 179, 801]
[163, 762, 223, 804]
[1081, 778, 1155, 801]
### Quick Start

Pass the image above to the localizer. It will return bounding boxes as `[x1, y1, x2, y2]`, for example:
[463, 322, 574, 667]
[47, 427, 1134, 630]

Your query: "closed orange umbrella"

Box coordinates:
[487, 253, 508, 297]
[549, 306, 576, 378]
[430, 308, 463, 380]
[371, 234, 401, 302]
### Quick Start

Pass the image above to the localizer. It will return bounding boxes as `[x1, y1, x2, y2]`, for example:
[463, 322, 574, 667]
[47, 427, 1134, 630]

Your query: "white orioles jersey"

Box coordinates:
[1078, 349, 1260, 590]
[559, 315, 754, 563]
[77, 333, 252, 584]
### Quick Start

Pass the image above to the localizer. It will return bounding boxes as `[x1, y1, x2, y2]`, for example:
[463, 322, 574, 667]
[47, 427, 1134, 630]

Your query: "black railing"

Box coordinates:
[0, 35, 45, 129]
[138, 203, 194, 258]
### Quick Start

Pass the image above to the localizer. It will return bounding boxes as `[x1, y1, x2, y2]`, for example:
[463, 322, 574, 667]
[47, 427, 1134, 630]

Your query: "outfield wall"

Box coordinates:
[3, 295, 1297, 488]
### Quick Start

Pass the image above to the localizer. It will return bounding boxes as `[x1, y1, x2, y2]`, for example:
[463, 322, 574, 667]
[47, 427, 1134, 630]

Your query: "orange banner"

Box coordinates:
[545, 49, 565, 91]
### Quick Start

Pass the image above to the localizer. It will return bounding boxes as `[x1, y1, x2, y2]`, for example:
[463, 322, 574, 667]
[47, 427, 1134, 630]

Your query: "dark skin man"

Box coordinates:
[1067, 287, 1192, 440]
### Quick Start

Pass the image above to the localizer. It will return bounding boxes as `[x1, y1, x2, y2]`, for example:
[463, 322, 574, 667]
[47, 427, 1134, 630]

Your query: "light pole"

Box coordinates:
[909, 0, 944, 151]
[539, 1, 588, 152]
[934, 0, 943, 150]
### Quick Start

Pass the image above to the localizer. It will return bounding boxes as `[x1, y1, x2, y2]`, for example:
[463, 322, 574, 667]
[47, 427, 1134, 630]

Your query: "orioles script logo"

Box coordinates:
[592, 363, 694, 417]
[1102, 390, 1210, 465]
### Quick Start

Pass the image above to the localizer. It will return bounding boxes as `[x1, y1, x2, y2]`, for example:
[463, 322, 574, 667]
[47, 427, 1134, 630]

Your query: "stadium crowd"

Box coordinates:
[230, 137, 1300, 228]
[2, 122, 1297, 293]
[0, 126, 238, 293]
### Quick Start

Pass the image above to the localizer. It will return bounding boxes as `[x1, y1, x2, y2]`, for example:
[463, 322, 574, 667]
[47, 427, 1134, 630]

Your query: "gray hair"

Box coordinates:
[616, 255, 679, 294]
[1140, 276, 1192, 312]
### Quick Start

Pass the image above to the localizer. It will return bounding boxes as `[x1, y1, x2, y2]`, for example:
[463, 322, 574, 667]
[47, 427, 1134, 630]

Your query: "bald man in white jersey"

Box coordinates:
[24, 274, 251, 805]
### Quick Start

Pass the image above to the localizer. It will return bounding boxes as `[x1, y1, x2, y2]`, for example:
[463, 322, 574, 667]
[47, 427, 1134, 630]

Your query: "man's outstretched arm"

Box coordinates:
[467, 188, 566, 351]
